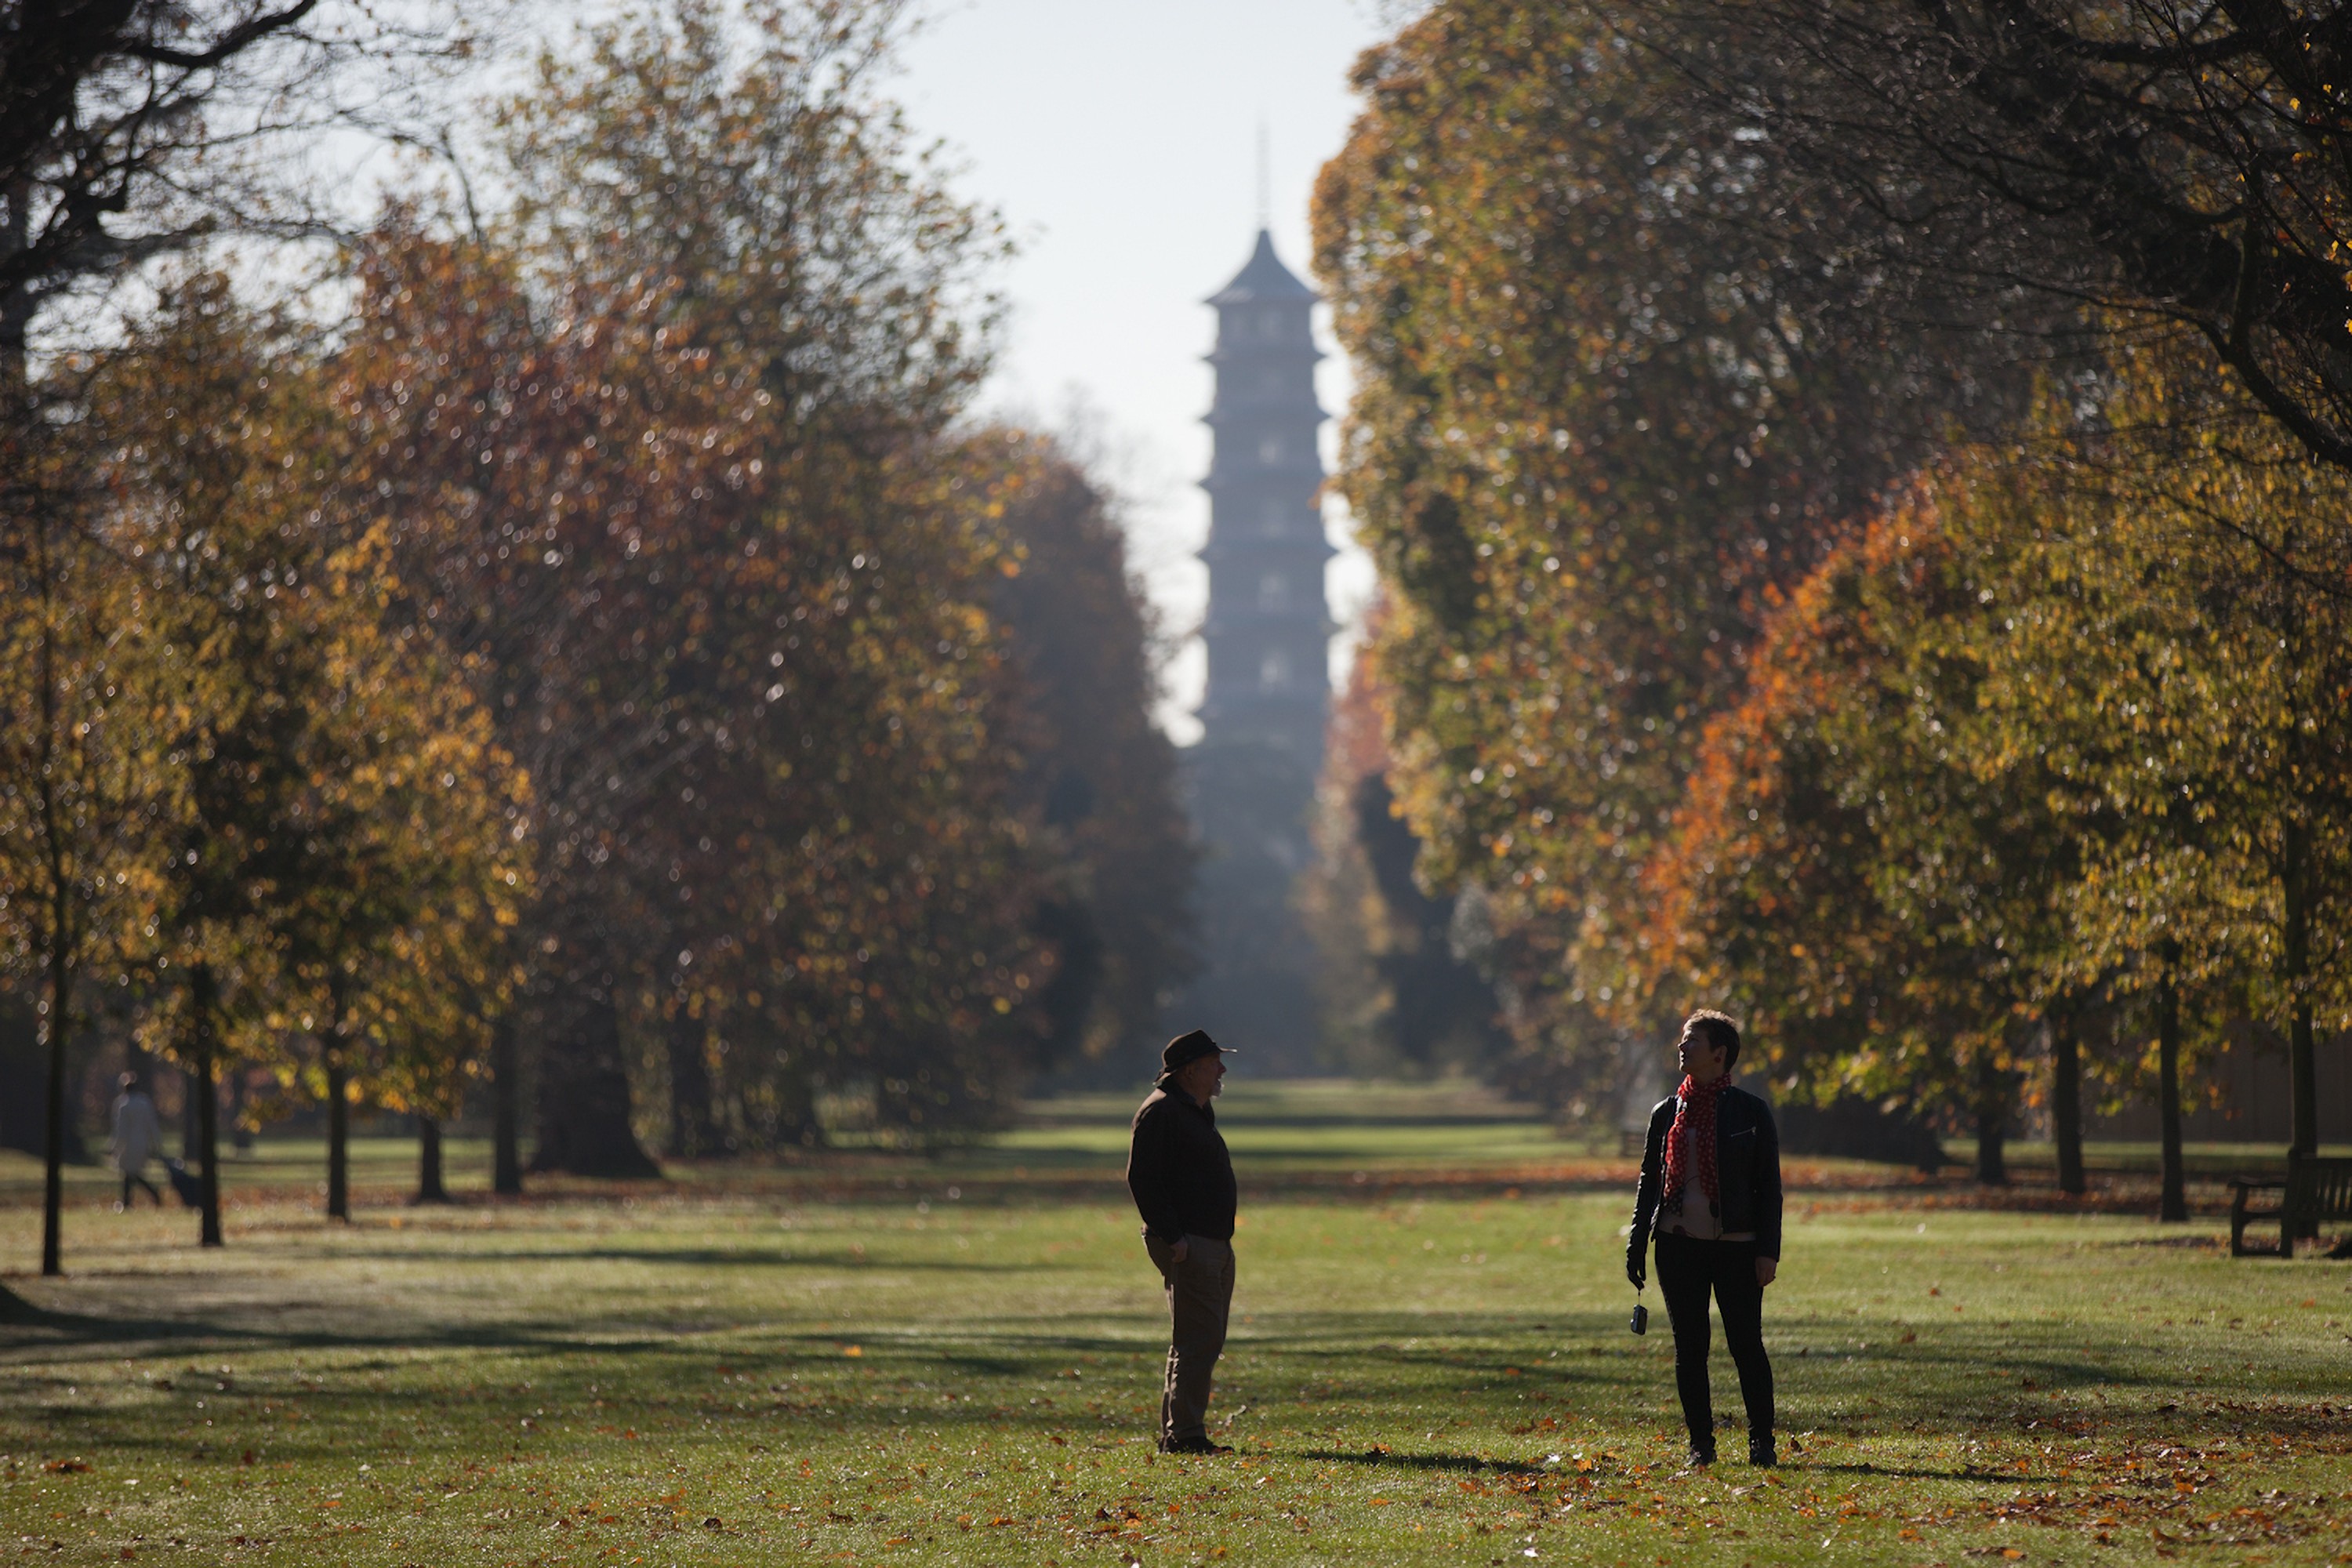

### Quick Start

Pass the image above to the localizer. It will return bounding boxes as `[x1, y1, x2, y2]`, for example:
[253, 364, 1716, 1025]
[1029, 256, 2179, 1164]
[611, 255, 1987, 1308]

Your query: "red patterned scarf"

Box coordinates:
[1661, 1073, 1730, 1211]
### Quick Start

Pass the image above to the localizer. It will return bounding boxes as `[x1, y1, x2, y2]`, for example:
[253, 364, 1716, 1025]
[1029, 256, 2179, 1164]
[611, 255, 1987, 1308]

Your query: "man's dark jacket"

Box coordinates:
[1627, 1083, 1784, 1261]
[1127, 1085, 1236, 1244]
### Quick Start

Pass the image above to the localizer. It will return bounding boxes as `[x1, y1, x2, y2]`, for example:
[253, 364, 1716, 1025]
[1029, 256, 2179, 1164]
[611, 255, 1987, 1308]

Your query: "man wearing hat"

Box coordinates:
[1127, 1028, 1239, 1455]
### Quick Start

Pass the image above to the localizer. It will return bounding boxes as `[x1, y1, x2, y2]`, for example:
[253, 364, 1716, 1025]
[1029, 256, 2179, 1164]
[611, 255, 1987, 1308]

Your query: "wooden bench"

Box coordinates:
[2230, 1153, 2352, 1257]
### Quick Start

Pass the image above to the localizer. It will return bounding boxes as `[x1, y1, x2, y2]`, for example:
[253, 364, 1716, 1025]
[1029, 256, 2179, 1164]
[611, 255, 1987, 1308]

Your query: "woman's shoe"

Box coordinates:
[1685, 1444, 1716, 1468]
[1748, 1435, 1777, 1468]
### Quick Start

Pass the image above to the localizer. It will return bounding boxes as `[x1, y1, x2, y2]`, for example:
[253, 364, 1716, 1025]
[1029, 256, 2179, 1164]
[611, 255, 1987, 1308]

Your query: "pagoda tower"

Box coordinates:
[1176, 230, 1334, 1068]
[1199, 230, 1335, 764]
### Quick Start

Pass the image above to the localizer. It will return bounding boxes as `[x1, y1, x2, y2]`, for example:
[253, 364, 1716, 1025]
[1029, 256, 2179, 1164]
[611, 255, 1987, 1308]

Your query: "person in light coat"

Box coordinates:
[110, 1073, 163, 1210]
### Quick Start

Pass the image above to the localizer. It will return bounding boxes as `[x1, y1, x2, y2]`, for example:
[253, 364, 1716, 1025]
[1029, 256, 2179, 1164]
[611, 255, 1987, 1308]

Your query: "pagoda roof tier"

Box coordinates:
[1201, 612, 1340, 641]
[1202, 341, 1324, 366]
[1206, 230, 1319, 306]
[1201, 461, 1325, 490]
[1203, 399, 1329, 426]
[1196, 694, 1334, 729]
[1198, 535, 1338, 564]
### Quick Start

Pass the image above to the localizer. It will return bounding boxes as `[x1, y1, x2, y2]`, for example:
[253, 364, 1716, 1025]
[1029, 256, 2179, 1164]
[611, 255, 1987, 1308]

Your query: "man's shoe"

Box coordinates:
[1685, 1444, 1715, 1469]
[1160, 1436, 1234, 1456]
[1748, 1435, 1777, 1468]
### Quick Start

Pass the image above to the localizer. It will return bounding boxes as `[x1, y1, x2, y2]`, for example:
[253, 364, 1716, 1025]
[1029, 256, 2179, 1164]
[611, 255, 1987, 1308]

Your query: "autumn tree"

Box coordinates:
[1642, 496, 2089, 1184]
[88, 274, 526, 1236]
[1955, 354, 2352, 1185]
[340, 1, 1086, 1167]
[339, 232, 669, 1177]
[1654, 0, 2352, 476]
[1, 0, 492, 407]
[623, 436, 1059, 1149]
[259, 526, 529, 1221]
[0, 358, 158, 1276]
[982, 434, 1196, 1071]
[1305, 615, 1507, 1080]
[1649, 342, 2352, 1196]
[1312, 0, 2029, 1101]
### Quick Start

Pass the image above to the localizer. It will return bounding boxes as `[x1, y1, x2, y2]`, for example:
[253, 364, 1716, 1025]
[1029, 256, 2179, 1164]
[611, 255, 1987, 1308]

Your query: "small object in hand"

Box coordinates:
[1629, 1301, 1649, 1336]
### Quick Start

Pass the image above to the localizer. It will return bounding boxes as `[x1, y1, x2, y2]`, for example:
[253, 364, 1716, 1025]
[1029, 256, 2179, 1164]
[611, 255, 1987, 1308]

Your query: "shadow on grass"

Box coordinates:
[0, 1298, 1180, 1370]
[1298, 1448, 1542, 1475]
[314, 1244, 1030, 1272]
[0, 1306, 694, 1357]
[1801, 1460, 2069, 1484]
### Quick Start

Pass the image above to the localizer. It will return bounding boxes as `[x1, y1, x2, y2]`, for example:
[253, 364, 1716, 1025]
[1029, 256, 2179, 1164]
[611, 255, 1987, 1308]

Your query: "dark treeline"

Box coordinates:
[1312, 0, 2352, 1196]
[0, 0, 1190, 1275]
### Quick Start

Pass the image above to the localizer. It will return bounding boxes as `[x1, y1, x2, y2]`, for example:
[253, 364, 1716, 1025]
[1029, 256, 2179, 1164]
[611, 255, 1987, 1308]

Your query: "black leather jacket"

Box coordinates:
[1628, 1083, 1783, 1261]
[1127, 1087, 1237, 1244]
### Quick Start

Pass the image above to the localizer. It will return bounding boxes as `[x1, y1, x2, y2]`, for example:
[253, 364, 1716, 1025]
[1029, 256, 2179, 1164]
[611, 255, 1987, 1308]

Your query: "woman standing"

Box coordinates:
[1625, 1010, 1782, 1468]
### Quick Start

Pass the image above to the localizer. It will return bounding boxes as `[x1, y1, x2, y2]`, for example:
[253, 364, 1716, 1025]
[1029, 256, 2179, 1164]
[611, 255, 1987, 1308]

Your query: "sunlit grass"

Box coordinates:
[3, 1083, 2348, 1566]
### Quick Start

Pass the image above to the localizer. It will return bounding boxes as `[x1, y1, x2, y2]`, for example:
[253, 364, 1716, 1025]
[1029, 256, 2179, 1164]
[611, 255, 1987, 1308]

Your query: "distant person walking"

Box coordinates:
[1626, 1010, 1783, 1468]
[110, 1073, 163, 1210]
[1127, 1029, 1240, 1455]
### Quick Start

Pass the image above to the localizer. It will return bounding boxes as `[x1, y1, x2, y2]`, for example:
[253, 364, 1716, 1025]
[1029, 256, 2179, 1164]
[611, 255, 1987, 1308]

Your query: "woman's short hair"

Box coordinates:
[1685, 1009, 1742, 1069]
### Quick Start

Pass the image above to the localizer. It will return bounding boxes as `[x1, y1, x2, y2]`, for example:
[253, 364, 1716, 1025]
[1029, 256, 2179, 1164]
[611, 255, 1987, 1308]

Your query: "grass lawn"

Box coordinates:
[2, 1081, 2349, 1566]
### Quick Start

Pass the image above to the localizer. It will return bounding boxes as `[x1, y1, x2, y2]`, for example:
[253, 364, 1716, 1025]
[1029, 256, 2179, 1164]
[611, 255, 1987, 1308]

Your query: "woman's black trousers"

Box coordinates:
[1653, 1230, 1774, 1455]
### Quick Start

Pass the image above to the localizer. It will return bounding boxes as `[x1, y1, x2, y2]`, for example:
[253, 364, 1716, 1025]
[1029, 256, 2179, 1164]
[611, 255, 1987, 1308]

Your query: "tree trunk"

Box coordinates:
[531, 985, 660, 1178]
[2049, 1004, 2085, 1196]
[2288, 996, 2318, 1239]
[1973, 1047, 2009, 1186]
[326, 1050, 350, 1221]
[27, 439, 78, 1279]
[492, 1014, 523, 1195]
[180, 1061, 201, 1162]
[38, 913, 70, 1277]
[666, 1004, 715, 1159]
[2285, 821, 2319, 1167]
[2289, 997, 2318, 1156]
[0, 996, 70, 1160]
[414, 1116, 450, 1204]
[229, 1065, 252, 1153]
[1, 177, 31, 397]
[2158, 952, 2187, 1223]
[192, 967, 222, 1247]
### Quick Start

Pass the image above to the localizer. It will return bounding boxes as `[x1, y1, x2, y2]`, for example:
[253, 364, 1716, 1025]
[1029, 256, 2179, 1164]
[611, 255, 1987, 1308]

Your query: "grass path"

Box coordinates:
[3, 1083, 2348, 1566]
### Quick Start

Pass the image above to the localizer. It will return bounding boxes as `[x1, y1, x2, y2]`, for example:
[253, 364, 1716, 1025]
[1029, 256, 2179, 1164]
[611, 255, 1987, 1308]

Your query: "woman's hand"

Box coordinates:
[1755, 1255, 1777, 1288]
[1170, 1236, 1190, 1265]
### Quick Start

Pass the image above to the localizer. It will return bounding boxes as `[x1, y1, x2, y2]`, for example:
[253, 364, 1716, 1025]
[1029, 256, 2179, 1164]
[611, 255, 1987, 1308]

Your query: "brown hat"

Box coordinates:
[1160, 1029, 1229, 1073]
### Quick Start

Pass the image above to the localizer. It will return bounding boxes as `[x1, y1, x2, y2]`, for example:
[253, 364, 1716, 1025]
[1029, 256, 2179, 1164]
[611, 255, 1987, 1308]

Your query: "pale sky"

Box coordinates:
[895, 1, 1396, 741]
